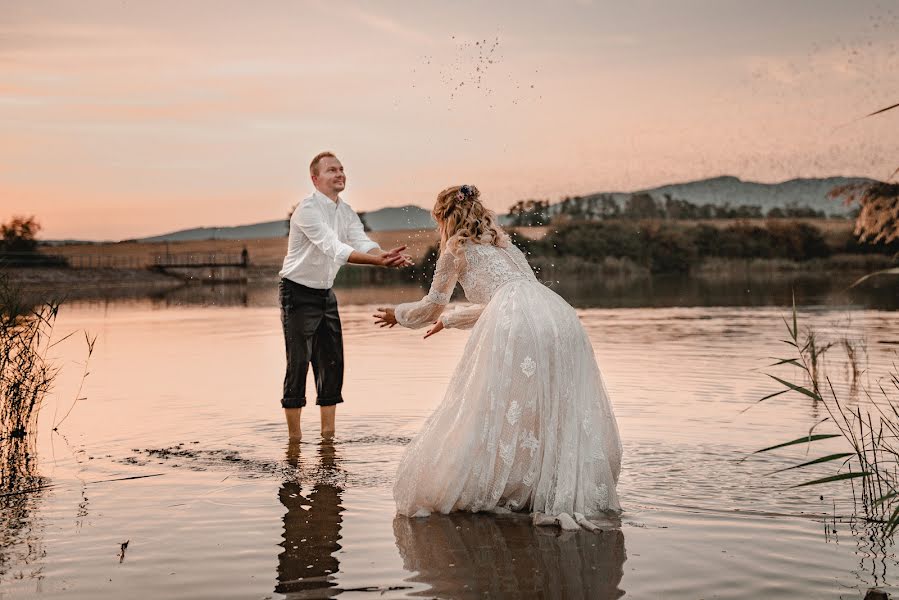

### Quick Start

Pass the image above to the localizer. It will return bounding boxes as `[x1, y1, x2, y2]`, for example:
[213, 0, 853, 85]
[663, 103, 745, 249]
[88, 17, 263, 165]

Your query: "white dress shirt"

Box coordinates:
[279, 191, 380, 289]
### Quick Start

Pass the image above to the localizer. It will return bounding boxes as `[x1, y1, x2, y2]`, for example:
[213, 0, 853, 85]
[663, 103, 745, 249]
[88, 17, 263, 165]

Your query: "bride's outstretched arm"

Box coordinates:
[439, 304, 485, 330]
[392, 250, 459, 329]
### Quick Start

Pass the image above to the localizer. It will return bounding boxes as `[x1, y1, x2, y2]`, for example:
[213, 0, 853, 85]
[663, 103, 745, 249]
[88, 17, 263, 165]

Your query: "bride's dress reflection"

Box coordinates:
[275, 440, 344, 598]
[394, 513, 626, 599]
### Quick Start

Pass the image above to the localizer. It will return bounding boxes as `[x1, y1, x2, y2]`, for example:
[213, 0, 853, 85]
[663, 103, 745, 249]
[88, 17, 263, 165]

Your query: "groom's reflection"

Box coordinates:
[275, 440, 344, 598]
[394, 513, 626, 599]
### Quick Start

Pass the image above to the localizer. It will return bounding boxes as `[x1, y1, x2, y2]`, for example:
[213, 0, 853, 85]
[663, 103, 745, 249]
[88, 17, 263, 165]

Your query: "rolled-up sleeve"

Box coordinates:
[346, 210, 380, 254]
[295, 201, 355, 264]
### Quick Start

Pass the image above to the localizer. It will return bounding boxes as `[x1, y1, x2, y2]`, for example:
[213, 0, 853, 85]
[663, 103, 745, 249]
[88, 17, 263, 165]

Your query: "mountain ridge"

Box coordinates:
[48, 175, 873, 243]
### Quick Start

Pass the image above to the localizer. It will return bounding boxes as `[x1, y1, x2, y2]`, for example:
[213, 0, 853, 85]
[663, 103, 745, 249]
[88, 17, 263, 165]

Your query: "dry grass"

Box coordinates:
[40, 230, 440, 266]
[39, 226, 555, 268]
[37, 220, 851, 269]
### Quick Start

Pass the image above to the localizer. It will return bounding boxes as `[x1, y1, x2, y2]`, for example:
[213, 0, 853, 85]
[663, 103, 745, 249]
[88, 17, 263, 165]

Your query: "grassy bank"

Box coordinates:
[15, 219, 895, 289]
[509, 220, 899, 276]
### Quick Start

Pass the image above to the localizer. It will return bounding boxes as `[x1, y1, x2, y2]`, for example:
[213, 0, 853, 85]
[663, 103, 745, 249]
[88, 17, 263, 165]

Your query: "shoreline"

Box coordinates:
[6, 253, 896, 289]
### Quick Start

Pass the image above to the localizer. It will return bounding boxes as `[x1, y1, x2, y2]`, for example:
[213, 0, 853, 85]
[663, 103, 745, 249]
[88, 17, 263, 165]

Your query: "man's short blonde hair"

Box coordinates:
[310, 151, 338, 176]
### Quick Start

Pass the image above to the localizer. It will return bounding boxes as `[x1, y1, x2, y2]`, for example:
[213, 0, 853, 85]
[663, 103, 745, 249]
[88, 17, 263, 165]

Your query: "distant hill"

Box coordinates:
[138, 220, 288, 243]
[573, 175, 875, 216]
[75, 175, 873, 244]
[359, 205, 436, 231]
[136, 205, 437, 243]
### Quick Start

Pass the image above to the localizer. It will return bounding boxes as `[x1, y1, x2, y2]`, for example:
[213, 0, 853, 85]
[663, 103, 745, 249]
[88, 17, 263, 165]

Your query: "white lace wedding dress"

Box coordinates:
[393, 237, 622, 524]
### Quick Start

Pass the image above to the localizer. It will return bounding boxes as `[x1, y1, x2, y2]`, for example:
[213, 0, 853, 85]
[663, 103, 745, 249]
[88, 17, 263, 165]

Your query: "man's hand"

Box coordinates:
[377, 245, 413, 268]
[424, 319, 444, 339]
[349, 246, 414, 268]
[373, 307, 397, 328]
[376, 246, 412, 268]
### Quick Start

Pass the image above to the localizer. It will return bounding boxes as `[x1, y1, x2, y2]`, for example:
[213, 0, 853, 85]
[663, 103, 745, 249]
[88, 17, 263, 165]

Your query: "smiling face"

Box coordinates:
[311, 155, 346, 197]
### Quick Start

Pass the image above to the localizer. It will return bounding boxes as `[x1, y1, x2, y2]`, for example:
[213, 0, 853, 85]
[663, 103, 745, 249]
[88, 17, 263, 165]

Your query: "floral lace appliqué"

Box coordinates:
[520, 431, 539, 456]
[457, 243, 535, 304]
[522, 468, 537, 487]
[520, 356, 536, 378]
[499, 442, 514, 464]
[506, 401, 522, 426]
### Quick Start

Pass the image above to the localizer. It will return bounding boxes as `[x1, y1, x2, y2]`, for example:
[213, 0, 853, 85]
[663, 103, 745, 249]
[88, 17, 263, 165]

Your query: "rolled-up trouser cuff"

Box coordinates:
[281, 397, 306, 409]
[316, 395, 344, 407]
[279, 279, 345, 410]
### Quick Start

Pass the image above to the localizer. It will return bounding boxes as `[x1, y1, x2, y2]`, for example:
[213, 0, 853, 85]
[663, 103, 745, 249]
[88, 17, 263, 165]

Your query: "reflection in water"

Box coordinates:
[549, 271, 899, 310]
[0, 435, 40, 495]
[0, 437, 45, 584]
[38, 272, 899, 311]
[394, 513, 626, 599]
[845, 516, 896, 592]
[275, 441, 345, 598]
[0, 491, 45, 584]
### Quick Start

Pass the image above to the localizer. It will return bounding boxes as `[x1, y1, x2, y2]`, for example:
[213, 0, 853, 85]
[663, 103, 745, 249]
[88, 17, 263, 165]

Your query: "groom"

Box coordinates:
[279, 151, 410, 441]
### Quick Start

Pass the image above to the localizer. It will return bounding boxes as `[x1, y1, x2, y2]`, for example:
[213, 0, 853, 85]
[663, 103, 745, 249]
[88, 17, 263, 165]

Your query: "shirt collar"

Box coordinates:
[312, 189, 342, 207]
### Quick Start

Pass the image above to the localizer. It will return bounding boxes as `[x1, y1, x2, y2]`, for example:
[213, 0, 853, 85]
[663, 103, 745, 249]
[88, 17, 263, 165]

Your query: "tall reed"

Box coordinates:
[751, 301, 899, 533]
[0, 273, 61, 492]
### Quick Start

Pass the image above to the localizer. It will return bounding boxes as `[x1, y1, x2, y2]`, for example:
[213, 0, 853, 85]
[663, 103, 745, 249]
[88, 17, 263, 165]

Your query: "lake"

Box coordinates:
[2, 275, 899, 599]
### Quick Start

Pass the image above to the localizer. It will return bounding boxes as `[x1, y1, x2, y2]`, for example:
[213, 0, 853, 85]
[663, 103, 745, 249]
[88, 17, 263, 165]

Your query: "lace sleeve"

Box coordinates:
[439, 304, 485, 330]
[394, 250, 460, 329]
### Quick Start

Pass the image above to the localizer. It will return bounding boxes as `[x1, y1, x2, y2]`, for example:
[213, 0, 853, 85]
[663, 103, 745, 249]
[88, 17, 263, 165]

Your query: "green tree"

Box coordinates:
[597, 195, 620, 219]
[507, 199, 550, 226]
[663, 195, 699, 220]
[623, 193, 661, 219]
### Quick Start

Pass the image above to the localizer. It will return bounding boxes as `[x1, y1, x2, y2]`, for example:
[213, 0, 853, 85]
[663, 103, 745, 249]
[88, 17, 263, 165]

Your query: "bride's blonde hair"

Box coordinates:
[432, 185, 506, 253]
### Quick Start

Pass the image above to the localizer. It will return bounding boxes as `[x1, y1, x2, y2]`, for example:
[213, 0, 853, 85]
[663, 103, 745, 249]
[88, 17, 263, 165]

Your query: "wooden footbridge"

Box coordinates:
[150, 253, 249, 283]
[23, 248, 252, 284]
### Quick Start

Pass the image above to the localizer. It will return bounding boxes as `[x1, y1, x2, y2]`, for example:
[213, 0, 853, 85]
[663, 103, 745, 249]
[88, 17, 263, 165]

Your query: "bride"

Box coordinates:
[374, 185, 622, 530]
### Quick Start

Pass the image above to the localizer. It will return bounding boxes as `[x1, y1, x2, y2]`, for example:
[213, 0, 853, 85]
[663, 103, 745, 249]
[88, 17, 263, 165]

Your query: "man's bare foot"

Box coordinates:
[320, 429, 335, 441]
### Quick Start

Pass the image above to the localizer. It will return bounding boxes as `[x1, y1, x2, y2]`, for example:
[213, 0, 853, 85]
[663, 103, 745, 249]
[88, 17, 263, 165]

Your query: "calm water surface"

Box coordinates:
[2, 280, 899, 599]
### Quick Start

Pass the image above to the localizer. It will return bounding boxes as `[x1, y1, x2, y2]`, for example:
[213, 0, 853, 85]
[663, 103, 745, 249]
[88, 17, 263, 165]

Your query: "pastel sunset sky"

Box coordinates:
[2, 0, 898, 240]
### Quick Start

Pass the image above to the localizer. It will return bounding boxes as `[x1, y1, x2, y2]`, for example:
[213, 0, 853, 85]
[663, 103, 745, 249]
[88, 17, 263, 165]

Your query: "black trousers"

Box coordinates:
[279, 278, 344, 409]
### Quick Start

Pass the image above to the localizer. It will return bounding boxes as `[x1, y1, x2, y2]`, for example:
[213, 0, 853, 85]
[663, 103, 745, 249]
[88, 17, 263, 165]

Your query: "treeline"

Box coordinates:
[506, 193, 836, 226]
[0, 216, 66, 267]
[402, 220, 898, 284]
[507, 221, 898, 274]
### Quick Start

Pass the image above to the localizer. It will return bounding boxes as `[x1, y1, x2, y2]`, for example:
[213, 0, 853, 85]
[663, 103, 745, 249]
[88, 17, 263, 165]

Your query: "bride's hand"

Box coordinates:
[424, 319, 444, 339]
[373, 307, 397, 328]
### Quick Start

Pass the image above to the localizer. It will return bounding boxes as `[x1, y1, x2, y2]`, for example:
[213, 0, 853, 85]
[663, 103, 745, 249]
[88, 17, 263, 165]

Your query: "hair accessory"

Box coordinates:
[456, 185, 476, 203]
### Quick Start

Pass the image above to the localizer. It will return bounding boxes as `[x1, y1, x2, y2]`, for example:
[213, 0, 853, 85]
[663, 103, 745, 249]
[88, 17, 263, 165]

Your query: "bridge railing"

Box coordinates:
[2, 251, 250, 269]
[65, 254, 148, 269]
